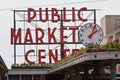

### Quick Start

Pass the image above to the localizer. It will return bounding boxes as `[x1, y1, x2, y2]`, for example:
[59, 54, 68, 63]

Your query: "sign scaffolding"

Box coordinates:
[12, 8, 97, 65]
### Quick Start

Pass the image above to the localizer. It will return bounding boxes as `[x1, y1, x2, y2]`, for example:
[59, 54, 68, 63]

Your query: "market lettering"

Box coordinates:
[11, 27, 78, 44]
[11, 28, 21, 44]
[10, 7, 89, 65]
[28, 7, 88, 23]
[25, 49, 79, 64]
[48, 28, 57, 43]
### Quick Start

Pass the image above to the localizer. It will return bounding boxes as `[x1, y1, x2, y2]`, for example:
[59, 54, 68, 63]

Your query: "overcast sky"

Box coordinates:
[0, 0, 120, 69]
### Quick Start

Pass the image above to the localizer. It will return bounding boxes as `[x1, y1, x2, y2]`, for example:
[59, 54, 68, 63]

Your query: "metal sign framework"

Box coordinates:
[13, 9, 96, 64]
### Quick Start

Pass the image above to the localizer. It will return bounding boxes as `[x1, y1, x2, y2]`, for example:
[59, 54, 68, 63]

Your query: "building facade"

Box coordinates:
[7, 69, 48, 80]
[101, 15, 120, 74]
[101, 15, 120, 44]
[0, 56, 8, 80]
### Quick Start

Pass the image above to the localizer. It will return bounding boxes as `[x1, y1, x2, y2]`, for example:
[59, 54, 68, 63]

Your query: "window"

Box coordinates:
[115, 19, 120, 29]
[9, 75, 20, 80]
[21, 75, 32, 80]
[33, 75, 42, 80]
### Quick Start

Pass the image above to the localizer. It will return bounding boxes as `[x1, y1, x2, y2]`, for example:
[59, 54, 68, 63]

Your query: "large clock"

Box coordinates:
[78, 23, 103, 46]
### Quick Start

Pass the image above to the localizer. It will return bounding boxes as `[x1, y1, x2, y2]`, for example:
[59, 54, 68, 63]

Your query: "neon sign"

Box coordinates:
[11, 7, 100, 64]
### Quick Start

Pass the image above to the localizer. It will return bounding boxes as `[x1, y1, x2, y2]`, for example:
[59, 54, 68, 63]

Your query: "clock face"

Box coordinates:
[78, 23, 103, 46]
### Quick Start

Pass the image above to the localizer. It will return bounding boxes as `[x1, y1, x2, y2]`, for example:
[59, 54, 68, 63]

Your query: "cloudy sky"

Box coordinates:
[0, 0, 120, 68]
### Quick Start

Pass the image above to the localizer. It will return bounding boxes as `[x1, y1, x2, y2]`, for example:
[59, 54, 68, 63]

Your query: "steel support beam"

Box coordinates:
[110, 61, 116, 80]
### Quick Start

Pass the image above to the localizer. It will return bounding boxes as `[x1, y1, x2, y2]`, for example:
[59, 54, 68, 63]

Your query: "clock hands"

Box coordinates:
[88, 24, 98, 39]
[88, 30, 98, 38]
